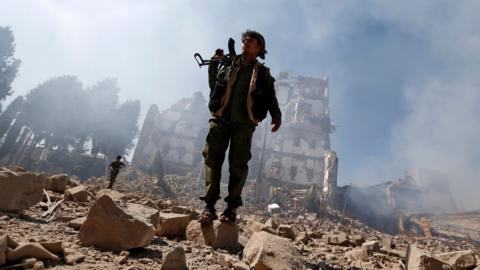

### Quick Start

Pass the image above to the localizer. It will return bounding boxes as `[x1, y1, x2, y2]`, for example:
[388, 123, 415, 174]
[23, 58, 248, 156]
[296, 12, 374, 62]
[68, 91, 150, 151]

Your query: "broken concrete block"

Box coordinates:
[96, 189, 125, 201]
[362, 241, 380, 254]
[79, 195, 156, 251]
[47, 174, 69, 193]
[437, 250, 477, 270]
[6, 242, 61, 262]
[406, 244, 453, 270]
[264, 217, 279, 230]
[65, 185, 88, 202]
[21, 257, 37, 268]
[276, 224, 296, 240]
[243, 231, 305, 270]
[39, 242, 64, 255]
[114, 251, 129, 265]
[324, 232, 351, 246]
[127, 203, 160, 230]
[67, 217, 86, 230]
[0, 234, 7, 266]
[345, 241, 380, 262]
[351, 234, 366, 247]
[65, 252, 85, 265]
[156, 212, 190, 238]
[0, 169, 48, 212]
[381, 236, 394, 249]
[296, 231, 310, 244]
[161, 246, 187, 270]
[33, 260, 45, 270]
[186, 221, 239, 251]
[240, 218, 266, 238]
[267, 203, 281, 214]
[171, 205, 200, 220]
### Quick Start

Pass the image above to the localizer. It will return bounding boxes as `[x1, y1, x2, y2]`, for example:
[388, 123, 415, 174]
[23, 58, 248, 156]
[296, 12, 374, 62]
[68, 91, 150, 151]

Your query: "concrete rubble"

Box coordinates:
[79, 195, 157, 251]
[0, 166, 478, 269]
[243, 231, 305, 270]
[0, 167, 48, 212]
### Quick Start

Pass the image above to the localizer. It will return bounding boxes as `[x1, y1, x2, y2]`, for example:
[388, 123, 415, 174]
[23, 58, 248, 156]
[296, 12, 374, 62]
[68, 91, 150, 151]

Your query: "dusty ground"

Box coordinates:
[1, 170, 479, 269]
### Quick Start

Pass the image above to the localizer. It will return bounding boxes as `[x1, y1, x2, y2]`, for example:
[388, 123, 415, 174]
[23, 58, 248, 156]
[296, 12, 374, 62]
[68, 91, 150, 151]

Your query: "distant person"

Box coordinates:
[108, 155, 125, 189]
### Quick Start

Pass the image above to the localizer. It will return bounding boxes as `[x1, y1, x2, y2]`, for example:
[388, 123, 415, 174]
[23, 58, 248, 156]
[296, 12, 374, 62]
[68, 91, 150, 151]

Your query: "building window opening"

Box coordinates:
[290, 166, 297, 181]
[294, 137, 300, 147]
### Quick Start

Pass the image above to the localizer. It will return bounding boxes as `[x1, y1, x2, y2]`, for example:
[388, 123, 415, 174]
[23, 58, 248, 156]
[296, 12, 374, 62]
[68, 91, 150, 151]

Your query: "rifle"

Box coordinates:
[194, 38, 237, 68]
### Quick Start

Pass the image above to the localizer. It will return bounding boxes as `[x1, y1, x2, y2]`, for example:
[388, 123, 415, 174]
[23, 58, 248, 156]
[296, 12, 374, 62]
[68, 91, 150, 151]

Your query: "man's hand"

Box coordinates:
[212, 49, 224, 59]
[271, 117, 281, 132]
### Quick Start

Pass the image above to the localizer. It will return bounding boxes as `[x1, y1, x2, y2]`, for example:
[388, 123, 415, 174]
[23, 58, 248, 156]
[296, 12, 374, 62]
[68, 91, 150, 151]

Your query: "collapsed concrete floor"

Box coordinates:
[0, 166, 479, 270]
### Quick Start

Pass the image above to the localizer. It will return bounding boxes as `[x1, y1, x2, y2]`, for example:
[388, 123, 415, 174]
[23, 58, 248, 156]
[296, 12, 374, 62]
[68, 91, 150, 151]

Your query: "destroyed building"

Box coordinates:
[132, 72, 336, 190]
[132, 92, 209, 173]
[253, 71, 334, 187]
[337, 169, 459, 235]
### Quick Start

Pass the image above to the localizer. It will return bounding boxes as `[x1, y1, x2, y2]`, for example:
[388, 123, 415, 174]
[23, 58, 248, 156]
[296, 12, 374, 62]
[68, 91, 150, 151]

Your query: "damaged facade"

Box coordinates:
[337, 169, 459, 235]
[254, 71, 335, 188]
[132, 72, 336, 189]
[131, 92, 209, 173]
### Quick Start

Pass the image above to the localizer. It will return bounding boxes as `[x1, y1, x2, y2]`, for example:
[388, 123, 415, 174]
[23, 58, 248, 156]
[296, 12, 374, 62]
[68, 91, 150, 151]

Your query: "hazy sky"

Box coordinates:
[1, 1, 480, 207]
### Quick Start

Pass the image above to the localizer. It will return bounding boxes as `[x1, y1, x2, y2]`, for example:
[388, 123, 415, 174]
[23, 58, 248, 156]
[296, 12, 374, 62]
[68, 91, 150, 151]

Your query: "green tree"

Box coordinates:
[0, 95, 23, 139]
[0, 26, 21, 109]
[87, 78, 140, 160]
[21, 76, 87, 155]
[87, 78, 120, 158]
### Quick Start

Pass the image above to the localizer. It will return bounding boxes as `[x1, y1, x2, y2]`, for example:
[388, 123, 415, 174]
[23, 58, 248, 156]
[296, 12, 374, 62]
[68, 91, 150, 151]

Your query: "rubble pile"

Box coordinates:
[0, 166, 479, 269]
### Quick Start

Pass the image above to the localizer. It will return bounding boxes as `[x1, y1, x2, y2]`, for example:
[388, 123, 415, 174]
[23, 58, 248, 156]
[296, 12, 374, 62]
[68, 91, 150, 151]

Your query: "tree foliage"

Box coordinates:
[0, 26, 21, 108]
[0, 75, 141, 172]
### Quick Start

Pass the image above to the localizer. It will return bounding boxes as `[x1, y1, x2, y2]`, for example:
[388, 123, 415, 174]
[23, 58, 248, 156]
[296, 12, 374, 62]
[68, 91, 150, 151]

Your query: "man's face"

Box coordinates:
[242, 36, 261, 57]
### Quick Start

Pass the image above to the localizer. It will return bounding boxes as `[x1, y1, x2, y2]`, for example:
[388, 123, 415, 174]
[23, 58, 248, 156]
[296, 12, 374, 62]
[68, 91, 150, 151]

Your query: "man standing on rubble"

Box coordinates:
[199, 30, 282, 224]
[108, 155, 125, 189]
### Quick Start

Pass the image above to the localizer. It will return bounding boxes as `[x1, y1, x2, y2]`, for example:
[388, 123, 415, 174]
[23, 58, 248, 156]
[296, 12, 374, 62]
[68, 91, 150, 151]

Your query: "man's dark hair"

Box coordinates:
[242, 29, 267, 59]
[116, 155, 121, 160]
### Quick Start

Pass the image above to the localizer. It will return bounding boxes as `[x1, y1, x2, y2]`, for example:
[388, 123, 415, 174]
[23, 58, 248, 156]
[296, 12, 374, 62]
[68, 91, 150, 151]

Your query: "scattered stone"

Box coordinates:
[21, 257, 37, 268]
[33, 260, 45, 270]
[243, 231, 305, 270]
[65, 252, 85, 265]
[47, 174, 69, 193]
[232, 261, 250, 270]
[39, 241, 64, 255]
[127, 203, 160, 230]
[437, 250, 477, 270]
[186, 221, 239, 251]
[65, 185, 88, 202]
[96, 189, 125, 201]
[171, 205, 200, 220]
[324, 232, 351, 246]
[267, 203, 281, 214]
[276, 224, 296, 240]
[79, 195, 156, 251]
[6, 242, 61, 262]
[296, 231, 310, 244]
[139, 258, 153, 264]
[351, 234, 366, 247]
[161, 246, 187, 270]
[67, 217, 87, 230]
[115, 251, 130, 265]
[0, 169, 48, 212]
[406, 244, 453, 270]
[381, 236, 394, 249]
[156, 212, 191, 238]
[264, 217, 279, 230]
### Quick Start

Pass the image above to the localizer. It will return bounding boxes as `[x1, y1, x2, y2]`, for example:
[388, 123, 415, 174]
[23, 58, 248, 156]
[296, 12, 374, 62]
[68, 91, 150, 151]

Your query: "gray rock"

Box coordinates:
[79, 195, 156, 251]
[0, 168, 48, 212]
[161, 247, 187, 270]
[243, 231, 305, 270]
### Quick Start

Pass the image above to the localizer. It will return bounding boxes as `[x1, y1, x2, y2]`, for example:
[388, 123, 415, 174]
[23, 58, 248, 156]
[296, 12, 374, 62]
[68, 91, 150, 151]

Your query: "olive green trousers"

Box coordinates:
[200, 118, 255, 208]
